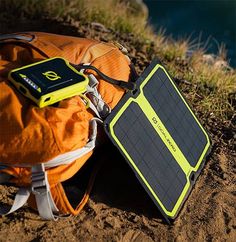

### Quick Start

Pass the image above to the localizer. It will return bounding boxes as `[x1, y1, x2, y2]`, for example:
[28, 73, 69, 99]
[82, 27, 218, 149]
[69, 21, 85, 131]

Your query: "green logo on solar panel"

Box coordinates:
[152, 116, 176, 152]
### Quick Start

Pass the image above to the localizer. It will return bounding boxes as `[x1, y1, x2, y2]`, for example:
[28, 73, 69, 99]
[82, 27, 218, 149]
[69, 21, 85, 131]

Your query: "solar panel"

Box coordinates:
[104, 59, 211, 222]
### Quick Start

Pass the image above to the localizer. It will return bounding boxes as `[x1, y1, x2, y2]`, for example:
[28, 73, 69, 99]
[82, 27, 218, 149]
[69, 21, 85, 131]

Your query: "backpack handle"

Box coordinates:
[76, 64, 136, 91]
[0, 33, 49, 58]
[0, 34, 34, 42]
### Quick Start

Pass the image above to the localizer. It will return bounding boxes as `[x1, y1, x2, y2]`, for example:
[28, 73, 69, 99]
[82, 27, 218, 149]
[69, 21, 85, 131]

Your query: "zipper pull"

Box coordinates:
[112, 41, 128, 55]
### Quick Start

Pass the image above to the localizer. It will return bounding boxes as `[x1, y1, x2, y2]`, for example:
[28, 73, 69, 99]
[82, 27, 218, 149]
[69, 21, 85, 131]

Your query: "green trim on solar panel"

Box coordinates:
[104, 59, 211, 221]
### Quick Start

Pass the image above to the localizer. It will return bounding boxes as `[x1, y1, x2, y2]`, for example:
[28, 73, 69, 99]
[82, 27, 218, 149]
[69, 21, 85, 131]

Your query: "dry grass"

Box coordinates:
[189, 52, 235, 118]
[0, 0, 153, 38]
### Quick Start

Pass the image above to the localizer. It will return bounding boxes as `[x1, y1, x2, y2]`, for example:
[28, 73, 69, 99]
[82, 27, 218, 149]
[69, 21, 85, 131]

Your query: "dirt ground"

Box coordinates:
[0, 17, 235, 242]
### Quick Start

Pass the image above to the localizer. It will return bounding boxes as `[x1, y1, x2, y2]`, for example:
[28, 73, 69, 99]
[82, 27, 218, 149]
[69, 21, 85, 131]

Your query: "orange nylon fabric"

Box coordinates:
[0, 32, 131, 215]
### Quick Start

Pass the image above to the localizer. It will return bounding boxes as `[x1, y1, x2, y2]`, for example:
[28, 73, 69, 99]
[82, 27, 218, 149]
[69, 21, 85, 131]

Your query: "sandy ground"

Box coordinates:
[0, 17, 235, 242]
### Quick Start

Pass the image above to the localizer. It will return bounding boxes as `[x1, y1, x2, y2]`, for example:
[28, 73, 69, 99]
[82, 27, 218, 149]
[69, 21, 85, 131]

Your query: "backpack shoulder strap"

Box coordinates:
[0, 164, 59, 220]
[0, 187, 30, 215]
[31, 164, 59, 220]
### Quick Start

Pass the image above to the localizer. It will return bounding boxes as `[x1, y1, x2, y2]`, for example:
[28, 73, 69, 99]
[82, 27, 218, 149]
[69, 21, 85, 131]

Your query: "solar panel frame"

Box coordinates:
[104, 59, 211, 222]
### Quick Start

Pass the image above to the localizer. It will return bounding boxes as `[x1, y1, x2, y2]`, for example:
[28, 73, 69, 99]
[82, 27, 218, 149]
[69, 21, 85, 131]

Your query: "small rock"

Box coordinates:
[133, 215, 139, 223]
[119, 230, 154, 242]
[105, 216, 121, 229]
[214, 59, 230, 69]
[141, 216, 149, 226]
[202, 54, 215, 65]
[223, 173, 228, 180]
[91, 22, 110, 33]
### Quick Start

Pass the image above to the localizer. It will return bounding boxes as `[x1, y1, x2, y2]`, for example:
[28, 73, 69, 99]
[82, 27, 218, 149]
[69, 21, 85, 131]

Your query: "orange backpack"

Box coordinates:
[0, 32, 132, 220]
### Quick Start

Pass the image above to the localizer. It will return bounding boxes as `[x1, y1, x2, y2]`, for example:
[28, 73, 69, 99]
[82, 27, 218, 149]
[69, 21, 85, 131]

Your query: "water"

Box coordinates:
[144, 0, 236, 67]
